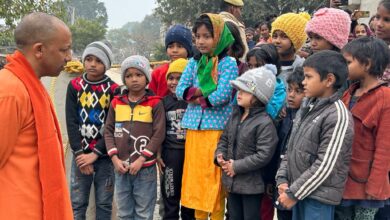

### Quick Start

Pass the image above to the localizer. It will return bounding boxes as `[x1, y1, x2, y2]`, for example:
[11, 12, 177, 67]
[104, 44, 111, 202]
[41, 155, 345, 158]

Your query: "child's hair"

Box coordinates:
[354, 23, 373, 37]
[303, 50, 348, 90]
[226, 21, 245, 60]
[258, 21, 271, 32]
[246, 44, 281, 74]
[192, 15, 213, 37]
[287, 66, 304, 90]
[380, 0, 390, 10]
[342, 36, 390, 78]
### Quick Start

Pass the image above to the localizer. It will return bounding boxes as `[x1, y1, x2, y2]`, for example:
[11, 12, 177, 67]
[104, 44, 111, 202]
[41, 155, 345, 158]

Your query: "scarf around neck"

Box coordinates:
[197, 13, 235, 97]
[5, 51, 73, 220]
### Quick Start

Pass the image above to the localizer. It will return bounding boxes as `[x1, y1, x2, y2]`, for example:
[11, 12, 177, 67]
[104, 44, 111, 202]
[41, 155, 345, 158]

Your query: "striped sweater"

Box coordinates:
[276, 92, 354, 205]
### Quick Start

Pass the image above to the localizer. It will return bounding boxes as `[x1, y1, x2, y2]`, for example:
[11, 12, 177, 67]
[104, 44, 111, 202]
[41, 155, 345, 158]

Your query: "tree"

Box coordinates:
[70, 18, 106, 55]
[64, 0, 108, 27]
[106, 27, 135, 63]
[155, 0, 328, 28]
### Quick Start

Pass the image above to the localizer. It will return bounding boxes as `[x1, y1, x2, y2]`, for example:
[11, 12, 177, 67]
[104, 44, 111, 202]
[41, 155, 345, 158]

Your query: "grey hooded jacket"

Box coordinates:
[215, 106, 278, 194]
[276, 92, 354, 205]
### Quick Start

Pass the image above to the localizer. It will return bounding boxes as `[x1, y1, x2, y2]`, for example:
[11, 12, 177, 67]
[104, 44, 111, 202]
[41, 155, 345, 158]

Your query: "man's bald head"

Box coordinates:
[14, 12, 69, 50]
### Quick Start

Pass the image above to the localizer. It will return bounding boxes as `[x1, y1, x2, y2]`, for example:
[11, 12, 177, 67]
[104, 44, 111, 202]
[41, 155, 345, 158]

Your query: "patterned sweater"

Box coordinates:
[66, 73, 118, 156]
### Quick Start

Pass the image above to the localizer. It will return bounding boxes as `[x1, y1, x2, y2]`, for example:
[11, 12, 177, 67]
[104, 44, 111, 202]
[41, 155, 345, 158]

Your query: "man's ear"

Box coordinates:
[31, 42, 44, 59]
[326, 73, 337, 88]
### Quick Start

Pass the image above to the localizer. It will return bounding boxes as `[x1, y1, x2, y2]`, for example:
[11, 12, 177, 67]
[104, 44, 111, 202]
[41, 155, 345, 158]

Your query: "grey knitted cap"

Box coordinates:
[120, 55, 151, 84]
[230, 64, 277, 105]
[82, 41, 113, 71]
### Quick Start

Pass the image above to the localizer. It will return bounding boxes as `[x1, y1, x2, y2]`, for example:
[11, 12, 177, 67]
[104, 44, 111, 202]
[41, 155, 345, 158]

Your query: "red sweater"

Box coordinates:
[149, 63, 170, 97]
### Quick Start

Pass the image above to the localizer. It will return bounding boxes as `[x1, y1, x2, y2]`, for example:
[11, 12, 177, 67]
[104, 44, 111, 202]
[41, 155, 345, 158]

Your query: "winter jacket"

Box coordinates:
[104, 90, 166, 167]
[214, 106, 278, 194]
[276, 92, 354, 205]
[66, 74, 118, 156]
[176, 57, 238, 130]
[279, 55, 305, 85]
[342, 82, 390, 200]
[149, 63, 170, 97]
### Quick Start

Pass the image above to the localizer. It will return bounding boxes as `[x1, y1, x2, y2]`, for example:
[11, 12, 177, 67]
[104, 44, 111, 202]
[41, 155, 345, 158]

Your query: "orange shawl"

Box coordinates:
[5, 51, 73, 220]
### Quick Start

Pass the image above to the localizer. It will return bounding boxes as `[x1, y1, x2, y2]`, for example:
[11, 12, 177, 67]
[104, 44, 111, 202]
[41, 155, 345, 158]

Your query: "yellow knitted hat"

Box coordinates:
[224, 0, 244, 6]
[166, 58, 188, 79]
[271, 12, 311, 50]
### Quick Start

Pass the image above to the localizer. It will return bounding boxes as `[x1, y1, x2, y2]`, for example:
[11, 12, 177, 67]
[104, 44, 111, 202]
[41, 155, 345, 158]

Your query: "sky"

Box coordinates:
[101, 0, 156, 29]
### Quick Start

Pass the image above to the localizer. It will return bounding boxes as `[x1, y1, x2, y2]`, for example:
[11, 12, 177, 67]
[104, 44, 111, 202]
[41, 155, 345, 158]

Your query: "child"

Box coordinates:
[65, 41, 118, 220]
[104, 55, 166, 219]
[245, 27, 256, 50]
[157, 58, 195, 220]
[176, 13, 238, 220]
[276, 50, 354, 220]
[305, 8, 351, 53]
[246, 44, 286, 119]
[335, 37, 390, 220]
[149, 24, 192, 97]
[271, 12, 310, 84]
[375, 0, 390, 84]
[354, 23, 373, 38]
[274, 67, 305, 220]
[257, 21, 272, 45]
[214, 65, 278, 220]
[226, 21, 247, 75]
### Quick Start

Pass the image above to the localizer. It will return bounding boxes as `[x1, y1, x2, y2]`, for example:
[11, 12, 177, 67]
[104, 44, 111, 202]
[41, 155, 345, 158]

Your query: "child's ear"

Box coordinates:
[365, 59, 372, 73]
[326, 73, 336, 88]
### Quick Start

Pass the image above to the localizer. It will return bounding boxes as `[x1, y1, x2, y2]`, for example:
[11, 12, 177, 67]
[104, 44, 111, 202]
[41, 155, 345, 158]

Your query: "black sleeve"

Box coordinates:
[65, 81, 83, 156]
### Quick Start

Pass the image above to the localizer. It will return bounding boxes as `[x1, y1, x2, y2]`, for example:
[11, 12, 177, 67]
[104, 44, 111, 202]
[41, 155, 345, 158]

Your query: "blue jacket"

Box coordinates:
[176, 56, 238, 130]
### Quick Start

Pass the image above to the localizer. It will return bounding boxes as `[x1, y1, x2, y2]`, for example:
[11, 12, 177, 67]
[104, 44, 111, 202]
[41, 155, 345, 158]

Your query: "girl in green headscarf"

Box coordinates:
[176, 13, 239, 220]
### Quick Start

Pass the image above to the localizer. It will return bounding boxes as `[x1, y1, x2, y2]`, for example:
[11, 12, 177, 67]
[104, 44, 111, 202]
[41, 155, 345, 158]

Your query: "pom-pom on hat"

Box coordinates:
[230, 64, 277, 105]
[271, 12, 311, 50]
[305, 8, 351, 49]
[82, 41, 113, 71]
[120, 55, 151, 84]
[166, 58, 188, 79]
[165, 24, 193, 57]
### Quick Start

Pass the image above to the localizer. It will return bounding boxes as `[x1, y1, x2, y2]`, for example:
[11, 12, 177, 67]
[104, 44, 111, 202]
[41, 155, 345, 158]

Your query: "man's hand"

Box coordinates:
[157, 157, 165, 174]
[76, 153, 99, 168]
[278, 192, 297, 210]
[129, 156, 146, 175]
[216, 153, 227, 167]
[79, 164, 94, 175]
[278, 183, 289, 195]
[111, 155, 128, 174]
[222, 159, 236, 177]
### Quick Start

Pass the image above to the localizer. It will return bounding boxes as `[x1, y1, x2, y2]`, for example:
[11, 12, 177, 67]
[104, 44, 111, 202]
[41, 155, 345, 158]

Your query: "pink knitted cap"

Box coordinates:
[305, 8, 351, 49]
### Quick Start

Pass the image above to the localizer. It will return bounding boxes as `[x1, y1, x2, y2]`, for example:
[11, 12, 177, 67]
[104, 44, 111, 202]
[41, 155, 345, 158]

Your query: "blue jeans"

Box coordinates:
[292, 198, 335, 220]
[70, 156, 114, 220]
[115, 165, 157, 220]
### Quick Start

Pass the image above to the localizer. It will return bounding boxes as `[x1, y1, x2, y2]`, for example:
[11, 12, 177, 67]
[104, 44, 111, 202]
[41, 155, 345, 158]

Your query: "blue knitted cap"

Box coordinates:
[165, 24, 193, 57]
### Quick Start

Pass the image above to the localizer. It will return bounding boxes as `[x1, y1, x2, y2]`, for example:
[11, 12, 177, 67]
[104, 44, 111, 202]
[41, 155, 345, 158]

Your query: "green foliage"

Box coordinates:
[64, 0, 108, 27]
[151, 43, 169, 62]
[70, 18, 106, 54]
[106, 27, 135, 63]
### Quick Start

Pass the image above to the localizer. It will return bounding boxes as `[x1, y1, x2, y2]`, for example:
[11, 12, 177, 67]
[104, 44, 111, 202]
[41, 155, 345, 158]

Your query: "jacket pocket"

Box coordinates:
[349, 157, 372, 183]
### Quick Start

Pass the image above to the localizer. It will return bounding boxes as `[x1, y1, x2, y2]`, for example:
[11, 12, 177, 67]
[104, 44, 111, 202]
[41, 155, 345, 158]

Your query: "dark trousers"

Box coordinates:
[292, 198, 335, 220]
[161, 148, 194, 220]
[228, 193, 262, 220]
[375, 205, 390, 220]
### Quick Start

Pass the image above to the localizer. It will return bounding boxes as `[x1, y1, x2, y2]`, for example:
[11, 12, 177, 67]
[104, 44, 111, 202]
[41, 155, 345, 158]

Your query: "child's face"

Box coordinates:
[302, 66, 334, 98]
[246, 32, 254, 41]
[376, 4, 390, 42]
[355, 25, 367, 38]
[237, 90, 256, 108]
[195, 24, 214, 54]
[124, 68, 148, 93]
[308, 32, 334, 53]
[272, 30, 294, 56]
[260, 24, 270, 38]
[167, 42, 188, 61]
[247, 56, 265, 69]
[287, 83, 304, 109]
[167, 72, 181, 94]
[84, 55, 105, 79]
[343, 53, 368, 81]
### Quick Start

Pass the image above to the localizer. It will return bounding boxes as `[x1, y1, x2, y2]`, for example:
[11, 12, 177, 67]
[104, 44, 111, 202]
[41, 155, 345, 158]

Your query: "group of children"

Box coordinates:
[65, 1, 390, 220]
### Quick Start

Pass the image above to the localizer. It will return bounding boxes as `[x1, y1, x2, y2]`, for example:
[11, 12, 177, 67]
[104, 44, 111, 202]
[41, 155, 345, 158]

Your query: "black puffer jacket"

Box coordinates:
[214, 105, 278, 194]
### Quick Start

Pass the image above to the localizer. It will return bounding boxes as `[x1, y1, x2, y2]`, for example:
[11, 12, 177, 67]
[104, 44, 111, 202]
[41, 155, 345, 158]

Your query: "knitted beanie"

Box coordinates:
[305, 8, 351, 49]
[120, 55, 151, 84]
[271, 12, 311, 50]
[224, 0, 244, 7]
[82, 41, 113, 71]
[230, 64, 276, 105]
[165, 24, 193, 57]
[166, 58, 188, 79]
